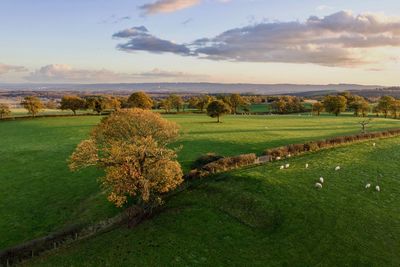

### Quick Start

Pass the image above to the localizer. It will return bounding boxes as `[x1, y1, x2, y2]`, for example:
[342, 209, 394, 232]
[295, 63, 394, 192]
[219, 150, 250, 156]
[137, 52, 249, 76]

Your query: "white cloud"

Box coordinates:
[139, 0, 201, 15]
[0, 63, 27, 75]
[26, 64, 207, 83]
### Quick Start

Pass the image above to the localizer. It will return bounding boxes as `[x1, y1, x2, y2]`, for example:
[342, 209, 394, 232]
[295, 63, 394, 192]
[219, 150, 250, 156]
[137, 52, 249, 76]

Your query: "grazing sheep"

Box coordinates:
[335, 166, 341, 171]
[365, 183, 371, 189]
[288, 154, 292, 158]
[319, 177, 324, 183]
[280, 165, 284, 170]
[285, 163, 290, 168]
[276, 156, 281, 160]
[305, 163, 309, 168]
[315, 183, 323, 189]
[373, 142, 376, 147]
[375, 185, 380, 192]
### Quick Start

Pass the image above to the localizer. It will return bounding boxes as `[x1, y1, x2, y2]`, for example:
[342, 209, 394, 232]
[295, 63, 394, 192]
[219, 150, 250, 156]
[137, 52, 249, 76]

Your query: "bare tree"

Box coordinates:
[358, 118, 372, 133]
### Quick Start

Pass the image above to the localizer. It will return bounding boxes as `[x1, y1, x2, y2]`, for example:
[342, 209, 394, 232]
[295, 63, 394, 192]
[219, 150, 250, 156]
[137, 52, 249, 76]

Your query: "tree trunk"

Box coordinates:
[217, 115, 220, 123]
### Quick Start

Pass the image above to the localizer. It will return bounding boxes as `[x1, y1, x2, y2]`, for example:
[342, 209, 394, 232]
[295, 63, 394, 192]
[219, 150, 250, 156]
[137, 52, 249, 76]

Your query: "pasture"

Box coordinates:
[0, 114, 399, 250]
[27, 135, 400, 266]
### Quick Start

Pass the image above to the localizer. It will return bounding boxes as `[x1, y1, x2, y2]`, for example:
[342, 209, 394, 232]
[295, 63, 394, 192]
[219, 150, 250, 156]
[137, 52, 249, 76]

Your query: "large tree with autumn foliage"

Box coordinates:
[69, 109, 183, 209]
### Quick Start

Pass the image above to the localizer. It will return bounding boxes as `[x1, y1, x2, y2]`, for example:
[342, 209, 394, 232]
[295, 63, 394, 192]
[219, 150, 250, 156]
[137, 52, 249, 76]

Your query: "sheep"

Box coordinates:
[280, 165, 284, 170]
[305, 163, 309, 169]
[365, 183, 371, 189]
[373, 142, 376, 147]
[375, 185, 380, 192]
[315, 183, 323, 189]
[319, 177, 324, 183]
[276, 156, 281, 160]
[287, 154, 292, 158]
[285, 163, 290, 168]
[335, 166, 341, 171]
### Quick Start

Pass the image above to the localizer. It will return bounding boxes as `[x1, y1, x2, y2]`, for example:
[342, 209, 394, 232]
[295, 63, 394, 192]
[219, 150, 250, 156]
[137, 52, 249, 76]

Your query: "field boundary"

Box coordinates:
[186, 128, 400, 179]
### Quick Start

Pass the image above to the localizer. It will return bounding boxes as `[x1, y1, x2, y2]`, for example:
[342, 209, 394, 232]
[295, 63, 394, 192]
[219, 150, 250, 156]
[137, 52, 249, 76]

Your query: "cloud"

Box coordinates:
[26, 64, 206, 83]
[114, 11, 400, 67]
[99, 15, 131, 24]
[0, 63, 27, 75]
[113, 26, 191, 55]
[139, 0, 200, 15]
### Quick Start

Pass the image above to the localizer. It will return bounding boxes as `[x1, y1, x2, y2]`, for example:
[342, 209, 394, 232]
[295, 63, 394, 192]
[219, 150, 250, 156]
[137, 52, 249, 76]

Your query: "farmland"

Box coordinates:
[1, 114, 399, 250]
[27, 134, 400, 266]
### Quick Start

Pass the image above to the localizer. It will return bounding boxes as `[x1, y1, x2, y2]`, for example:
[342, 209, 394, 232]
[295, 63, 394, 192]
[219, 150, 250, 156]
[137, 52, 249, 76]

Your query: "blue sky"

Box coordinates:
[1, 0, 400, 85]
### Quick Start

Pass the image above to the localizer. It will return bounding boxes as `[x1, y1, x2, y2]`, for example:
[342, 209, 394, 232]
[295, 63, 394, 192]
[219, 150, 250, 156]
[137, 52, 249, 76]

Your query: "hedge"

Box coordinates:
[264, 129, 400, 161]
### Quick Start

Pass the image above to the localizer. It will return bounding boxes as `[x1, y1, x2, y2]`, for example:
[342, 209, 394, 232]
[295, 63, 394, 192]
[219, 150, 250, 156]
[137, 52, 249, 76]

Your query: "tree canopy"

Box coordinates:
[128, 92, 153, 110]
[323, 95, 347, 116]
[206, 100, 231, 122]
[60, 95, 86, 115]
[20, 96, 44, 117]
[69, 109, 183, 209]
[0, 103, 11, 119]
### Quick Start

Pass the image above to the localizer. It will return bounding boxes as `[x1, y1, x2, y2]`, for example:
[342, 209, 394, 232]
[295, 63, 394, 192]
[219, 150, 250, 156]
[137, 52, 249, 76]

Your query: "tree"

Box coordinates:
[358, 118, 372, 133]
[60, 95, 86, 115]
[69, 109, 183, 210]
[322, 95, 347, 116]
[196, 95, 213, 112]
[348, 96, 370, 117]
[377, 96, 395, 118]
[160, 98, 172, 113]
[206, 100, 231, 123]
[21, 96, 44, 117]
[85, 96, 109, 114]
[105, 96, 122, 110]
[168, 94, 184, 112]
[312, 102, 324, 116]
[188, 96, 199, 110]
[45, 100, 58, 109]
[128, 92, 153, 109]
[0, 103, 11, 119]
[390, 99, 400, 119]
[229, 93, 246, 114]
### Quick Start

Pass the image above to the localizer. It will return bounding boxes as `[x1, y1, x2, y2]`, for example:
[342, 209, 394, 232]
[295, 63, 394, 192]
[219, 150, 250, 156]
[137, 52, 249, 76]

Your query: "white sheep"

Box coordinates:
[319, 177, 324, 183]
[373, 142, 376, 147]
[285, 163, 290, 168]
[280, 165, 284, 170]
[375, 185, 380, 192]
[287, 154, 292, 158]
[305, 163, 309, 168]
[276, 156, 281, 160]
[365, 183, 371, 189]
[315, 183, 323, 189]
[335, 166, 341, 171]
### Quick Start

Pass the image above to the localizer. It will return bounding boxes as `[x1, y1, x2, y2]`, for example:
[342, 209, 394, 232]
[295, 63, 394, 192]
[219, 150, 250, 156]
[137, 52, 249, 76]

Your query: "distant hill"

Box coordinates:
[0, 82, 384, 95]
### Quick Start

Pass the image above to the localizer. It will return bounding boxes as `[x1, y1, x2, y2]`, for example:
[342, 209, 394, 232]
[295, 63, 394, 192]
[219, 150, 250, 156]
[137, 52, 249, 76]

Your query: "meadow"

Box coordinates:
[1, 113, 399, 251]
[27, 135, 400, 266]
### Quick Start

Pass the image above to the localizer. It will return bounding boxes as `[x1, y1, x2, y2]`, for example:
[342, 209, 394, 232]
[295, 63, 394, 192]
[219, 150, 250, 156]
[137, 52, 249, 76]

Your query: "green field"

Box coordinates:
[27, 136, 400, 266]
[1, 114, 399, 251]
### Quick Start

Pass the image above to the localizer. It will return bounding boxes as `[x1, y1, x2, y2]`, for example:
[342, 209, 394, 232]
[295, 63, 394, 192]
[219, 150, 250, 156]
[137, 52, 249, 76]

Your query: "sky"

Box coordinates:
[0, 0, 400, 85]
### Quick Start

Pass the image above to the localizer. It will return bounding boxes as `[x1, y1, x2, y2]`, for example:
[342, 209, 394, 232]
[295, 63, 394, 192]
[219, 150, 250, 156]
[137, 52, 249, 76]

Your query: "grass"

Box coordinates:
[0, 114, 399, 249]
[26, 136, 400, 266]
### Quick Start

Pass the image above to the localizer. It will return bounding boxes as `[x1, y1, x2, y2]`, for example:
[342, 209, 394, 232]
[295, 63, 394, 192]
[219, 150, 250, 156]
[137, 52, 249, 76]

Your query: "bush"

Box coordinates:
[202, 153, 257, 174]
[191, 153, 224, 169]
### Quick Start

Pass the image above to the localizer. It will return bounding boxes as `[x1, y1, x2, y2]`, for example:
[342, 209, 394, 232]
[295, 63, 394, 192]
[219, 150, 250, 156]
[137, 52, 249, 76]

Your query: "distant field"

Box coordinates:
[10, 108, 91, 117]
[27, 136, 400, 266]
[1, 114, 399, 249]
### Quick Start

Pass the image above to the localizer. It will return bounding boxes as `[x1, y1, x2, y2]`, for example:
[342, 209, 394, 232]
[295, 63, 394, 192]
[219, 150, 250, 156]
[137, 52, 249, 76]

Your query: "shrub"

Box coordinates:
[202, 153, 257, 174]
[191, 153, 224, 169]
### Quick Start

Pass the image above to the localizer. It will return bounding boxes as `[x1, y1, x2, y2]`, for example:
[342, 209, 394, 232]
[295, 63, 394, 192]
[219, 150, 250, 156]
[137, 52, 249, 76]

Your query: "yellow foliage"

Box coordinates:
[69, 109, 183, 208]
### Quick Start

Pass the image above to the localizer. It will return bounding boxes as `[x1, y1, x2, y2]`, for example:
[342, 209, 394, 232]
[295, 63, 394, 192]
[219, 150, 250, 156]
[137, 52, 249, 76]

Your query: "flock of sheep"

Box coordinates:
[278, 142, 381, 192]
